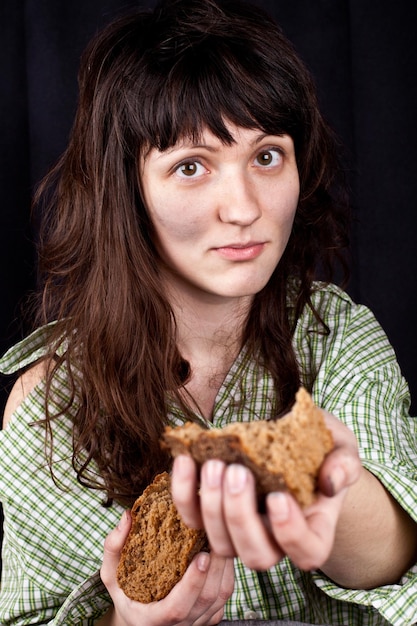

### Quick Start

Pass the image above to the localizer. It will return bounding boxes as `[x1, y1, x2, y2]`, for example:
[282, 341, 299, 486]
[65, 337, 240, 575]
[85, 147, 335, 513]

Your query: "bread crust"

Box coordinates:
[117, 472, 208, 603]
[162, 387, 333, 508]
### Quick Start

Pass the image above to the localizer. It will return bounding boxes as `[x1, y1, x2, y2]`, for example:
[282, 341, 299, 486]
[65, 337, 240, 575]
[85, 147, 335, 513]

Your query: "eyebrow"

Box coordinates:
[152, 132, 288, 160]
[154, 142, 219, 158]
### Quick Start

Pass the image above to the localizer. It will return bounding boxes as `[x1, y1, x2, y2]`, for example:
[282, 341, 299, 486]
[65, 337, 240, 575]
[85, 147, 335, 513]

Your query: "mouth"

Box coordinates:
[213, 242, 266, 261]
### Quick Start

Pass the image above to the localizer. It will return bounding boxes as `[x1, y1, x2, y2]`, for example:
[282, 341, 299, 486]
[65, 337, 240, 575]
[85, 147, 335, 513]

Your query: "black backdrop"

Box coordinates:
[1, 0, 417, 417]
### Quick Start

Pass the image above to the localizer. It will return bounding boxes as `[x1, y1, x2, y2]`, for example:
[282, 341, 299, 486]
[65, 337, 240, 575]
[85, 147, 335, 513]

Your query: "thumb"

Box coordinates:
[101, 509, 131, 590]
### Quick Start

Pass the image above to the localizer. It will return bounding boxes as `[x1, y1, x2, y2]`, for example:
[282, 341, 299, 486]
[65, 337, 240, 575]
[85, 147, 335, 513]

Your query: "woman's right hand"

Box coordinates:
[99, 510, 235, 626]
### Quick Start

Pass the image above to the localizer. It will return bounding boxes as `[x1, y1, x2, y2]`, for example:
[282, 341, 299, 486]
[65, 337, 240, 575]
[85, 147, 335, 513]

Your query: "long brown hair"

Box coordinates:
[32, 0, 350, 505]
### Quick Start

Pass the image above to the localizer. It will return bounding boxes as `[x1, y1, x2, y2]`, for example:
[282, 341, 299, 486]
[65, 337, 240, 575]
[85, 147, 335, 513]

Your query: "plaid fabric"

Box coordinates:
[1, 283, 417, 625]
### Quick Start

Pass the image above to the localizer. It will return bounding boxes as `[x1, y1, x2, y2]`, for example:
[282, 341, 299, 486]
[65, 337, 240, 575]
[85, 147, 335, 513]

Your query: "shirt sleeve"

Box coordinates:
[49, 572, 111, 625]
[0, 322, 60, 375]
[1, 544, 110, 625]
[296, 284, 417, 625]
[0, 357, 123, 625]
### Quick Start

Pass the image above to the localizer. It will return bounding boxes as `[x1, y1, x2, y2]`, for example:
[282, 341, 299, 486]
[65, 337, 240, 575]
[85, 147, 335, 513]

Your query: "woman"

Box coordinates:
[1, 0, 417, 624]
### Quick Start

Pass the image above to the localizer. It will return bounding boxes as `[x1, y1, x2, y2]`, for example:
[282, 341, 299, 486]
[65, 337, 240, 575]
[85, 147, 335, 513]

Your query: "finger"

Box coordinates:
[171, 454, 203, 528]
[100, 510, 131, 591]
[221, 464, 283, 570]
[151, 552, 212, 623]
[319, 452, 362, 497]
[200, 608, 228, 626]
[267, 489, 345, 571]
[195, 553, 235, 609]
[199, 460, 234, 556]
[318, 414, 362, 497]
[192, 555, 235, 626]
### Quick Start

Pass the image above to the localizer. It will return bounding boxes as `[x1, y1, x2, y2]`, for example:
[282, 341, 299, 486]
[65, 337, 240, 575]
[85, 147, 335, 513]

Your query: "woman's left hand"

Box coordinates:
[171, 411, 362, 572]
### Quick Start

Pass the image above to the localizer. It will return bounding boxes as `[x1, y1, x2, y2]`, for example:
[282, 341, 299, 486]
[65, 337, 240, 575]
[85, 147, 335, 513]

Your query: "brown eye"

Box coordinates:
[255, 148, 281, 167]
[175, 160, 206, 178]
[180, 162, 198, 176]
[257, 152, 273, 165]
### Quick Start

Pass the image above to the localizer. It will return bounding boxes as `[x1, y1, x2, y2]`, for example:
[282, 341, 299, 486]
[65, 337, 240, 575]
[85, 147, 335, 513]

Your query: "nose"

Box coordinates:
[217, 173, 262, 226]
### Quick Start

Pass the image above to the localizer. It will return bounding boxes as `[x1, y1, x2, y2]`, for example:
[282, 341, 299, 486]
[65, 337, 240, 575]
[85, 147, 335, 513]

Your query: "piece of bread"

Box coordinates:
[162, 387, 333, 508]
[117, 471, 208, 603]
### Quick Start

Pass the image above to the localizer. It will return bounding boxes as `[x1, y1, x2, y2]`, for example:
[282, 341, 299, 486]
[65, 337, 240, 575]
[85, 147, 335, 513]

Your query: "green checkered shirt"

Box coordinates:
[1, 284, 417, 625]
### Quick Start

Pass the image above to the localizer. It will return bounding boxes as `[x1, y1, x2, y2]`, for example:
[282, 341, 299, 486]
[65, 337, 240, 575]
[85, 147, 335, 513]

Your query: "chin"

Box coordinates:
[214, 281, 270, 299]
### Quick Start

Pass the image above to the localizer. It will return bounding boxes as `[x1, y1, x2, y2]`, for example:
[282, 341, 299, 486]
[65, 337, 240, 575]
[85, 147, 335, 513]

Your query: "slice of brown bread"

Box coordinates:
[162, 387, 333, 508]
[117, 472, 208, 603]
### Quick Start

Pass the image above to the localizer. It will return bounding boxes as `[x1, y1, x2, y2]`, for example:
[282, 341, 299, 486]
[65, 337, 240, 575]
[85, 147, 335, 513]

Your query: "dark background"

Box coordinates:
[1, 0, 416, 412]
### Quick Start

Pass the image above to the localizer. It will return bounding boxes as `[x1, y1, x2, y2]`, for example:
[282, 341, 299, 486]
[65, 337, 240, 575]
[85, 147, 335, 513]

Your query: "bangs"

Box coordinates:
[82, 1, 320, 184]
[135, 32, 305, 151]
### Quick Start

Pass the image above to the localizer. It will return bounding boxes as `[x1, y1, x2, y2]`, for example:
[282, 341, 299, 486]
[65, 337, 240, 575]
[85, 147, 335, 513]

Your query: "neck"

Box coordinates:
[165, 283, 253, 419]
[169, 288, 252, 360]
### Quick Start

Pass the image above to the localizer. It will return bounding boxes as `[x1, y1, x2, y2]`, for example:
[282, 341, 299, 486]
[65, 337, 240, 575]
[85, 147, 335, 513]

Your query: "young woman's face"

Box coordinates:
[140, 123, 300, 304]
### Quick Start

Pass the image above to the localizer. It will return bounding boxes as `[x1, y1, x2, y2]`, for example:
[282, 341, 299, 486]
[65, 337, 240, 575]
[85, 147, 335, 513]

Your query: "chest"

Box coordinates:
[183, 364, 230, 421]
[177, 351, 276, 425]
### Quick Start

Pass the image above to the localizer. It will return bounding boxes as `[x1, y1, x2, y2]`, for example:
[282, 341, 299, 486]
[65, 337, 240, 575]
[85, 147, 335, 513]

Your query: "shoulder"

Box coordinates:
[293, 282, 402, 386]
[0, 321, 65, 429]
[288, 281, 358, 324]
[302, 282, 393, 351]
[310, 282, 356, 315]
[3, 361, 48, 429]
[304, 282, 379, 332]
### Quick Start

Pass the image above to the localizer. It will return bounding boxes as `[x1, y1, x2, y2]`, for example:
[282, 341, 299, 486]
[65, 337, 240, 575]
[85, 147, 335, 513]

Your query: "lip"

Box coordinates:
[213, 242, 266, 261]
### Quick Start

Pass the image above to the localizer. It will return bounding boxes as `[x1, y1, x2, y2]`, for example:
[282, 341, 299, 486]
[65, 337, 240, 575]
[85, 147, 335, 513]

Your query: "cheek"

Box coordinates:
[272, 195, 299, 234]
[148, 198, 208, 245]
[282, 182, 300, 227]
[265, 172, 299, 225]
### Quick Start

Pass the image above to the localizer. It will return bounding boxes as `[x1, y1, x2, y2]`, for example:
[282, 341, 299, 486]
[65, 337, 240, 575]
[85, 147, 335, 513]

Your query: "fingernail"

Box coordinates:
[327, 467, 346, 495]
[268, 492, 289, 522]
[205, 460, 224, 488]
[174, 454, 191, 478]
[197, 552, 210, 572]
[117, 510, 128, 530]
[226, 464, 248, 494]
